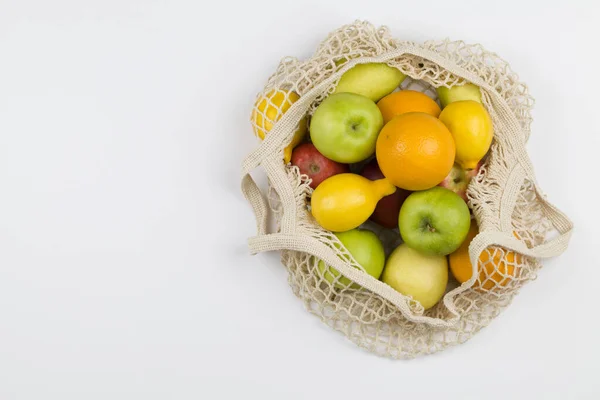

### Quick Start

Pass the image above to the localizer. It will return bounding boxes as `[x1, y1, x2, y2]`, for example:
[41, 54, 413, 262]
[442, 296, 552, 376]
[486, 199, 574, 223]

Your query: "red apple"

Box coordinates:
[291, 143, 349, 189]
[361, 159, 410, 229]
[438, 162, 482, 202]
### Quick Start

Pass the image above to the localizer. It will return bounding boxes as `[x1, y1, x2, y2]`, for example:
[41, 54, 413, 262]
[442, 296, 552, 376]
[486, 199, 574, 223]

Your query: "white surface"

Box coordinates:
[0, 1, 598, 399]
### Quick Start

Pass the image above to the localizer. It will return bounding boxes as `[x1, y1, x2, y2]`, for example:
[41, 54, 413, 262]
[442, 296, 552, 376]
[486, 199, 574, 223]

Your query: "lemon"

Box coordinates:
[438, 100, 493, 170]
[251, 89, 306, 163]
[311, 173, 396, 232]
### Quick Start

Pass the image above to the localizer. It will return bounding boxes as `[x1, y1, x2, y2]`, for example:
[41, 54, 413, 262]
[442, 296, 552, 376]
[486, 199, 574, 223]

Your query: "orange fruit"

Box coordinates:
[375, 112, 455, 191]
[449, 220, 521, 291]
[377, 90, 441, 124]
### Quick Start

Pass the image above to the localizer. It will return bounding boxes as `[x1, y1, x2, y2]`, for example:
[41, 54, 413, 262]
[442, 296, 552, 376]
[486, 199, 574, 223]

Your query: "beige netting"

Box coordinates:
[241, 21, 573, 358]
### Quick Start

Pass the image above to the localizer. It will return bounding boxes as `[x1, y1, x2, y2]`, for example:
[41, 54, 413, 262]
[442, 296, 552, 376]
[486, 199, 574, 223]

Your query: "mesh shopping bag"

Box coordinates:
[241, 21, 573, 358]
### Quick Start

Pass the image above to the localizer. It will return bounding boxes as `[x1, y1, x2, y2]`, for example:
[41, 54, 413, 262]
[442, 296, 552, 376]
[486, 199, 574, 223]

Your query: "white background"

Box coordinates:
[0, 1, 598, 399]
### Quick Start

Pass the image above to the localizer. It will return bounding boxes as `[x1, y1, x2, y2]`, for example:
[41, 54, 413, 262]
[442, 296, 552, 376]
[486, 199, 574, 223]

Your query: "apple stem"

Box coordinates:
[421, 218, 437, 233]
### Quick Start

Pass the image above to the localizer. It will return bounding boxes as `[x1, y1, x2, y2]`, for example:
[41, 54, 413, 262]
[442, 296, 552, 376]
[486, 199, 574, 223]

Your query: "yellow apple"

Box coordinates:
[382, 244, 448, 310]
[436, 83, 482, 108]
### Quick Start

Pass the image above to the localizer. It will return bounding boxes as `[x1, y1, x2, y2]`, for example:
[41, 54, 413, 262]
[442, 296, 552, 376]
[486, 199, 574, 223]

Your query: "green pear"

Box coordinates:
[334, 63, 406, 102]
[436, 83, 482, 108]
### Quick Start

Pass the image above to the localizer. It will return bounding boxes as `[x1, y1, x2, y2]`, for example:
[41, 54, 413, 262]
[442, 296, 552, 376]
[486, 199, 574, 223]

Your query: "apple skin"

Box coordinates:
[436, 83, 482, 108]
[334, 63, 406, 102]
[317, 228, 386, 289]
[291, 143, 349, 189]
[360, 159, 410, 228]
[438, 161, 482, 202]
[382, 243, 448, 310]
[310, 93, 383, 163]
[398, 187, 471, 256]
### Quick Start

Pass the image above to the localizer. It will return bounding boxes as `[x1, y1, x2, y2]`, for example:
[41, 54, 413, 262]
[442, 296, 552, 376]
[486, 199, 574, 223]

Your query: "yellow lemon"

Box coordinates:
[251, 89, 306, 163]
[311, 173, 396, 232]
[438, 100, 493, 170]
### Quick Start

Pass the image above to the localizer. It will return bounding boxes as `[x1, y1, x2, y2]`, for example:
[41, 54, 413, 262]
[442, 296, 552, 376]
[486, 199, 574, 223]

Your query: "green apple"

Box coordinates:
[310, 92, 383, 163]
[334, 63, 406, 102]
[382, 244, 448, 310]
[318, 228, 386, 289]
[436, 83, 482, 108]
[398, 187, 470, 256]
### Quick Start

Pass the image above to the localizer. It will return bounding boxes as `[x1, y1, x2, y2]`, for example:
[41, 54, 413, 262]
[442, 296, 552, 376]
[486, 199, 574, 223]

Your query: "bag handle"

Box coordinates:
[241, 154, 303, 238]
[469, 161, 573, 266]
[248, 231, 464, 328]
[241, 173, 269, 237]
[241, 150, 275, 237]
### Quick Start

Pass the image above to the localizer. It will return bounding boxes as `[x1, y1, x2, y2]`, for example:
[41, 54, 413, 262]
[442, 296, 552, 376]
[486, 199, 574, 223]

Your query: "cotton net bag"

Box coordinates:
[241, 21, 573, 358]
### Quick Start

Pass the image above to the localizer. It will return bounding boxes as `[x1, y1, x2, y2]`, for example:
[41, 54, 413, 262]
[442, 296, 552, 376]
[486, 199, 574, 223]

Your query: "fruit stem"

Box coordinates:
[371, 178, 397, 197]
[421, 218, 437, 233]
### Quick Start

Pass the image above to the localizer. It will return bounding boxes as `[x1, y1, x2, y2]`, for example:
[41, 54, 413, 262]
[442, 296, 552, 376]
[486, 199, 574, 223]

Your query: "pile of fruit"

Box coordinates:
[252, 63, 517, 311]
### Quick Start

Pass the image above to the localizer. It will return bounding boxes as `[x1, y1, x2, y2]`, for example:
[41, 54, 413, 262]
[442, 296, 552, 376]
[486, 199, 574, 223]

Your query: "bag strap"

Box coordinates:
[470, 162, 573, 265]
[241, 172, 269, 237]
[241, 144, 278, 237]
[248, 231, 463, 328]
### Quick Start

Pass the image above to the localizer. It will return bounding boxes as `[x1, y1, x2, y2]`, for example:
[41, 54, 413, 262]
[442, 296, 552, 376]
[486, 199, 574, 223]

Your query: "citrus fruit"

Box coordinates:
[375, 112, 456, 191]
[438, 100, 493, 170]
[310, 173, 396, 232]
[449, 219, 521, 291]
[377, 90, 441, 124]
[251, 89, 306, 163]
